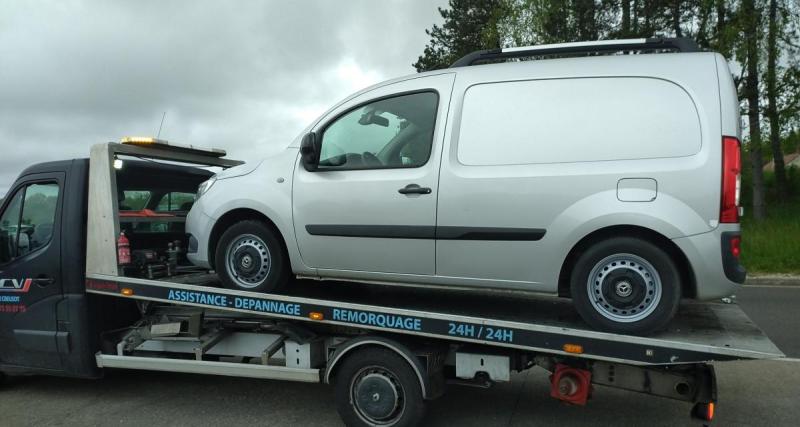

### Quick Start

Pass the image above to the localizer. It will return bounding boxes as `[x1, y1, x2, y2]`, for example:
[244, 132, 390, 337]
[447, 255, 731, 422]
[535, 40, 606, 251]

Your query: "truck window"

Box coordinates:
[318, 91, 438, 170]
[0, 191, 24, 264]
[120, 191, 150, 211]
[0, 182, 59, 263]
[155, 192, 196, 212]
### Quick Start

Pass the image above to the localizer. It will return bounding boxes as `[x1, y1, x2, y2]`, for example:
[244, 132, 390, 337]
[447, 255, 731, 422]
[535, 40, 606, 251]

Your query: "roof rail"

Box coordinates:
[449, 37, 700, 68]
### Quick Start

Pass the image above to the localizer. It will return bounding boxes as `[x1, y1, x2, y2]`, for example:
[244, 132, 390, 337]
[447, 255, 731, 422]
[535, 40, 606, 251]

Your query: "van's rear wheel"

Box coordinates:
[570, 237, 681, 335]
[215, 220, 287, 293]
[334, 347, 425, 427]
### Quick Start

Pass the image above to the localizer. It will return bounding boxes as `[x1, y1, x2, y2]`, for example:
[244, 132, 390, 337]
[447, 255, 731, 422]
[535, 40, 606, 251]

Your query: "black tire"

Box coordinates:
[215, 220, 288, 293]
[334, 347, 426, 427]
[570, 237, 681, 335]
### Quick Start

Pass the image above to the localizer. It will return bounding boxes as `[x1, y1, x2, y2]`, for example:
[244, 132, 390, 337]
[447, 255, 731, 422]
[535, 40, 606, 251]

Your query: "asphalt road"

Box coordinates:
[736, 285, 800, 358]
[0, 284, 798, 427]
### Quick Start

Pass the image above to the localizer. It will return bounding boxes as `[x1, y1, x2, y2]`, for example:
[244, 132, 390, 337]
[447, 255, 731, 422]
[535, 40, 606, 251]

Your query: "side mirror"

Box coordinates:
[300, 132, 320, 172]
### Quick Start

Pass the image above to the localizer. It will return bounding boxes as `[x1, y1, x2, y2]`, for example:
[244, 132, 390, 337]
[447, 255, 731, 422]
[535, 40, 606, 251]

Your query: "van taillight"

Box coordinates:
[720, 136, 741, 223]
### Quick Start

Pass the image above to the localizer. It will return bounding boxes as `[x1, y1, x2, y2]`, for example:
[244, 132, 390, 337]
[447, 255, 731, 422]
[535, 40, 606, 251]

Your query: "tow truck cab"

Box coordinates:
[0, 142, 221, 378]
[0, 159, 95, 377]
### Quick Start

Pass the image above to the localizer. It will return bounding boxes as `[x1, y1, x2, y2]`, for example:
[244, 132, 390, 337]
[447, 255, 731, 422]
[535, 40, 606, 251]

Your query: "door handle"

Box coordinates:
[398, 184, 432, 195]
[35, 277, 55, 287]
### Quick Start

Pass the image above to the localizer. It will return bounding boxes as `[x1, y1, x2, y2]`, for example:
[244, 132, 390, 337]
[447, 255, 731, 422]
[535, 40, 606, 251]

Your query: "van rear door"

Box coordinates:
[0, 171, 65, 372]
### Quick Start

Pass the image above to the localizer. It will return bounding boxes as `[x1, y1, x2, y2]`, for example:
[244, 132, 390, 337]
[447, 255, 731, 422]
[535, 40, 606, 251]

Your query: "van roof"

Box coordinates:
[449, 37, 700, 68]
[354, 37, 708, 99]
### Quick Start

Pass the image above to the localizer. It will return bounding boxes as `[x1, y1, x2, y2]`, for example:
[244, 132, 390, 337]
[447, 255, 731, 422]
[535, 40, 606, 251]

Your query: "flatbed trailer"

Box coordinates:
[0, 141, 784, 427]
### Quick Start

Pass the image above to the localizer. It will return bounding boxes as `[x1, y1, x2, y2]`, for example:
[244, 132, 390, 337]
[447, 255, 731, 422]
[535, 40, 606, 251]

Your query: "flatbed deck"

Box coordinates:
[86, 273, 784, 366]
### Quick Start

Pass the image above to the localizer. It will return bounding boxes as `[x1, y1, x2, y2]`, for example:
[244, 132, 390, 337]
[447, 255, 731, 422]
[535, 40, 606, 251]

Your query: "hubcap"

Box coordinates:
[225, 234, 271, 289]
[351, 368, 405, 425]
[615, 281, 633, 297]
[241, 255, 253, 269]
[587, 253, 662, 323]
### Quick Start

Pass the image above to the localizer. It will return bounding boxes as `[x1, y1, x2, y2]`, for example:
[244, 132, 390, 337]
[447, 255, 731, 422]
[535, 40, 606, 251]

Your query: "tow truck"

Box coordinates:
[0, 139, 784, 426]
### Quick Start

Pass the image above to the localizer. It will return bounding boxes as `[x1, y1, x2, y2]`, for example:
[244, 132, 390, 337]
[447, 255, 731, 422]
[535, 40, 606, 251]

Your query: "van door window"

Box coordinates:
[0, 182, 60, 264]
[318, 91, 439, 170]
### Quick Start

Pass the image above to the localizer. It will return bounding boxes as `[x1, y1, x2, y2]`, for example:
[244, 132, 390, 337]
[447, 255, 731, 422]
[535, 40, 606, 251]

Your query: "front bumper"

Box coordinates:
[186, 208, 216, 269]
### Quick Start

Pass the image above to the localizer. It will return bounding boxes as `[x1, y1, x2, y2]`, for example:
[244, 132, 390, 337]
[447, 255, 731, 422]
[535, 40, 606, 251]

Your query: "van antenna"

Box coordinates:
[156, 112, 166, 138]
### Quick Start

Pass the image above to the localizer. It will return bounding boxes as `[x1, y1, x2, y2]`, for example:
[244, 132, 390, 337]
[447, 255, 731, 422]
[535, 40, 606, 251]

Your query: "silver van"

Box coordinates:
[186, 38, 746, 334]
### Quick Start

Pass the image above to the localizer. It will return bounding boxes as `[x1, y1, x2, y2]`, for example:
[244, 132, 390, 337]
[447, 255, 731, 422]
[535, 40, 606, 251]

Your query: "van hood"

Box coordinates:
[215, 147, 298, 180]
[216, 159, 263, 180]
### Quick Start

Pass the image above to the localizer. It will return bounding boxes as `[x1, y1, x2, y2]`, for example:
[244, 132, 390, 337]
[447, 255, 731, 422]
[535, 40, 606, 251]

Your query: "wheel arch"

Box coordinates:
[557, 225, 696, 299]
[208, 208, 291, 271]
[324, 336, 432, 399]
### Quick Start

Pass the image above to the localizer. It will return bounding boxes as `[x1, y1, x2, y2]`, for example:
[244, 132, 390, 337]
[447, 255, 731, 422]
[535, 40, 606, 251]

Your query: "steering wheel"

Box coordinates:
[362, 152, 382, 168]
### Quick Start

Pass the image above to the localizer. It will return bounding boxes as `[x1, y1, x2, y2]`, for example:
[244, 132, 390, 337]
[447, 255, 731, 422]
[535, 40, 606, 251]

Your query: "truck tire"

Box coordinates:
[570, 237, 681, 335]
[334, 347, 426, 427]
[215, 220, 288, 293]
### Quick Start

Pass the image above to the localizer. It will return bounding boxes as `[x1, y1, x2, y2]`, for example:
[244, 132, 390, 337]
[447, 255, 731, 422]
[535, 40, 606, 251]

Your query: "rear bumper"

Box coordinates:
[720, 232, 746, 284]
[672, 226, 746, 300]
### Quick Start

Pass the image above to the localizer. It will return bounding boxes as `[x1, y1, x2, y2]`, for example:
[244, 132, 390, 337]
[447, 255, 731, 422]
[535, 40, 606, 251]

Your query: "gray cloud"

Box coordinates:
[0, 0, 445, 196]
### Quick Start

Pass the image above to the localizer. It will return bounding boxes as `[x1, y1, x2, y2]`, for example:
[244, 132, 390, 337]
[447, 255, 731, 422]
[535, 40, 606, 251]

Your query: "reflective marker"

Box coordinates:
[563, 343, 583, 354]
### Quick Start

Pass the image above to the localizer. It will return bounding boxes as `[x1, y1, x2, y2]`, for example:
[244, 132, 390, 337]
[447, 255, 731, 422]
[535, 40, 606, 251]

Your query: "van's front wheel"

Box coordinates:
[570, 237, 681, 335]
[215, 220, 287, 293]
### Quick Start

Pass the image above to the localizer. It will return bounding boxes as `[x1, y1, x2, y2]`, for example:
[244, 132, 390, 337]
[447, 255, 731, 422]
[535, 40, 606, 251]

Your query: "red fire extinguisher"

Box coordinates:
[118, 232, 131, 265]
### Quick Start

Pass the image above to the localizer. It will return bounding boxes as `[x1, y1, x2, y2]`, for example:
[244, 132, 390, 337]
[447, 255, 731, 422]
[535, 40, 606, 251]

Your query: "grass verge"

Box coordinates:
[740, 200, 800, 274]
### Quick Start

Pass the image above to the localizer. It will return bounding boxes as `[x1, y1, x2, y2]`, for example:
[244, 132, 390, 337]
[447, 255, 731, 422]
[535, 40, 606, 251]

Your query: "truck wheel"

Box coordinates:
[334, 347, 425, 427]
[215, 220, 287, 293]
[570, 237, 681, 335]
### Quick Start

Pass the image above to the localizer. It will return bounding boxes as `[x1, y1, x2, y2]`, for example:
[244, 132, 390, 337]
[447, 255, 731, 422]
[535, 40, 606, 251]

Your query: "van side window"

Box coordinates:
[0, 182, 59, 264]
[318, 91, 438, 170]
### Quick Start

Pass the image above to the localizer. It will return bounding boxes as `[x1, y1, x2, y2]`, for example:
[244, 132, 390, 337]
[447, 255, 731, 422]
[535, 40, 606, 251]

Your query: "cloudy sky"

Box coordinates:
[0, 0, 447, 196]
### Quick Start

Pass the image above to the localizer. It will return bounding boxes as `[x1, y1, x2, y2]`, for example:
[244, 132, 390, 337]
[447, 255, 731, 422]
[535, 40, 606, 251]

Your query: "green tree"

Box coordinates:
[621, 0, 632, 36]
[413, 0, 507, 72]
[765, 0, 790, 200]
[740, 0, 768, 220]
[495, 0, 610, 46]
[736, 0, 766, 221]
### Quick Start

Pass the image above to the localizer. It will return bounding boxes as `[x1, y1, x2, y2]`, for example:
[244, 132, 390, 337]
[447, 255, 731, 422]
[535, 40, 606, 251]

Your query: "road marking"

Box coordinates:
[774, 358, 800, 363]
[742, 285, 800, 289]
